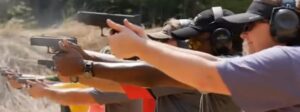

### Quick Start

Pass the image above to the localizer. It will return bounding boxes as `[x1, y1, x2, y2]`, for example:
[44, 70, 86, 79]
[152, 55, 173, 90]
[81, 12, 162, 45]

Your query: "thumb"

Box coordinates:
[67, 41, 80, 49]
[124, 19, 146, 37]
[107, 19, 126, 32]
[58, 39, 71, 52]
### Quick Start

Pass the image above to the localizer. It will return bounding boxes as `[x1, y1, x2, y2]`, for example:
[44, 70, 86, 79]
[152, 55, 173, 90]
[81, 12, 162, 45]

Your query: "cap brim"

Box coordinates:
[218, 13, 264, 24]
[171, 26, 203, 40]
[147, 32, 172, 40]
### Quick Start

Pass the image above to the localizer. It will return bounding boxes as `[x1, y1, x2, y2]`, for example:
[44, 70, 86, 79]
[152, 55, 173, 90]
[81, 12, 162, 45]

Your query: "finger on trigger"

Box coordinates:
[106, 19, 125, 32]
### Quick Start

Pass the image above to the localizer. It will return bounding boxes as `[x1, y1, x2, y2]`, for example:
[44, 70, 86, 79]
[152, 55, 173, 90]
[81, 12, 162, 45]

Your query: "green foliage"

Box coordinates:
[61, 0, 251, 27]
[2, 0, 35, 27]
[0, 0, 252, 27]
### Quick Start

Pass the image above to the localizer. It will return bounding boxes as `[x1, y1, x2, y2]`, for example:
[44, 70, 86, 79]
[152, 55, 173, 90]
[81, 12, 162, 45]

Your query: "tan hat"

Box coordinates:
[148, 19, 193, 40]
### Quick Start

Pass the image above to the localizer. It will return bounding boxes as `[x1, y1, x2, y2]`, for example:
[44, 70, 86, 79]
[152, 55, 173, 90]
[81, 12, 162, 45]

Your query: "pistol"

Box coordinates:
[30, 36, 77, 70]
[30, 36, 77, 54]
[76, 11, 141, 36]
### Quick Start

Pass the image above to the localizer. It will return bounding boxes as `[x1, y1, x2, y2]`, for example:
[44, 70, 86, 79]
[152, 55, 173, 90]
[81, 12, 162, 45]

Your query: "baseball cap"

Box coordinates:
[219, 0, 281, 24]
[171, 8, 235, 40]
[147, 19, 193, 40]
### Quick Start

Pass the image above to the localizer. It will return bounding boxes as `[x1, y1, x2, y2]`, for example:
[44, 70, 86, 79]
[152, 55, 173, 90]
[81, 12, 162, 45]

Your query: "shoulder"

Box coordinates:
[222, 46, 292, 65]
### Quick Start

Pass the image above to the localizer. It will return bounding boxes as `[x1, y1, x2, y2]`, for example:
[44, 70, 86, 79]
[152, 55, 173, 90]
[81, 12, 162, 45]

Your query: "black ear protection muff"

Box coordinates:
[211, 7, 233, 55]
[270, 0, 300, 44]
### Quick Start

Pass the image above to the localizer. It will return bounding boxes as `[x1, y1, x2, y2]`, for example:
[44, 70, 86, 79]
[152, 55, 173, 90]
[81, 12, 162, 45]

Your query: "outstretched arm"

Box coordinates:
[27, 82, 132, 106]
[40, 88, 97, 106]
[53, 40, 193, 89]
[26, 82, 97, 105]
[77, 76, 126, 93]
[84, 50, 133, 63]
[107, 19, 230, 95]
[91, 62, 192, 89]
[66, 41, 133, 63]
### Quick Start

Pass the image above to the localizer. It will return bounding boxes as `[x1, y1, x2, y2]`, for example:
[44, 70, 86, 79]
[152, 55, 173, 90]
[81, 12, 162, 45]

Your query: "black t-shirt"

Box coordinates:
[149, 87, 241, 112]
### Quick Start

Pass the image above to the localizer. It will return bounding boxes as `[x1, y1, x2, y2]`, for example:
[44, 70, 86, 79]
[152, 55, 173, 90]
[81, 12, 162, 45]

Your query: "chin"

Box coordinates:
[242, 48, 256, 55]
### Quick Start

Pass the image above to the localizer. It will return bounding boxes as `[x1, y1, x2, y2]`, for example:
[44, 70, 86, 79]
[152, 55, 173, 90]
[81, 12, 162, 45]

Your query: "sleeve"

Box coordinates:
[121, 84, 156, 112]
[217, 47, 300, 112]
[88, 89, 130, 104]
[121, 84, 154, 99]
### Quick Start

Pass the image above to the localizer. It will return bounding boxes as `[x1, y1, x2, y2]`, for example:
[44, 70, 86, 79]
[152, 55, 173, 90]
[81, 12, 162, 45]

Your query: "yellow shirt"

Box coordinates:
[51, 83, 90, 112]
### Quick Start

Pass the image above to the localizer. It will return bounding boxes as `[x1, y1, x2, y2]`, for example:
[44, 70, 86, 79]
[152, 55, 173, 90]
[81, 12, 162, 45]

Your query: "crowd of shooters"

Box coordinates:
[2, 0, 300, 112]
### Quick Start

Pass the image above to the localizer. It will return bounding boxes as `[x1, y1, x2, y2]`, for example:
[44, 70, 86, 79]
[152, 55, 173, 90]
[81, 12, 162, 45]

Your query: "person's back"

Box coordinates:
[150, 87, 240, 112]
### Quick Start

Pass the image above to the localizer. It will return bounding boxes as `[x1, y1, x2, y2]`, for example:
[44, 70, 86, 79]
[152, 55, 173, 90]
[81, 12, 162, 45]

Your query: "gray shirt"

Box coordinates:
[89, 90, 142, 112]
[149, 87, 240, 112]
[218, 46, 300, 112]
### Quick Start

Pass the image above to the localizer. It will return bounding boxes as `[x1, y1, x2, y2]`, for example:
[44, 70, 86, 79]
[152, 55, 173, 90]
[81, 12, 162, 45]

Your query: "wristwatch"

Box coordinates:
[70, 60, 94, 83]
[83, 60, 94, 78]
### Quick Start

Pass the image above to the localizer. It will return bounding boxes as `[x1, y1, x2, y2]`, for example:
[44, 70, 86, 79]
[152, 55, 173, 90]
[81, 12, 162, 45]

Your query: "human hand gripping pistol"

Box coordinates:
[0, 68, 49, 89]
[30, 36, 77, 71]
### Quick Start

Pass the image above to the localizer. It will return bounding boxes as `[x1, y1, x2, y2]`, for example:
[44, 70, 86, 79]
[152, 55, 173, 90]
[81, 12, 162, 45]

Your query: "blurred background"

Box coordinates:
[0, 0, 251, 28]
[0, 0, 250, 112]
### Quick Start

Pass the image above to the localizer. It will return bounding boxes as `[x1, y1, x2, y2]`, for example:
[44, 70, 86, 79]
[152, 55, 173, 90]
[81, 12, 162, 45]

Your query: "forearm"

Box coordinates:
[92, 62, 193, 89]
[84, 50, 133, 63]
[136, 39, 229, 95]
[44, 88, 98, 105]
[164, 44, 220, 61]
[78, 77, 125, 93]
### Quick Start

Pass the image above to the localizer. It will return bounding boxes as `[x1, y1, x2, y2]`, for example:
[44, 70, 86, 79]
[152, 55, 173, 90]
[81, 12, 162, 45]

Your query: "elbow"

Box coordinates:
[193, 64, 232, 95]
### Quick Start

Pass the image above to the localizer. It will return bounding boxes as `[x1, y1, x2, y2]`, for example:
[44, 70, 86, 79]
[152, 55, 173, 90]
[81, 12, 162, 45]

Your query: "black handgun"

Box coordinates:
[38, 60, 55, 71]
[30, 36, 77, 54]
[76, 11, 141, 36]
[30, 36, 77, 70]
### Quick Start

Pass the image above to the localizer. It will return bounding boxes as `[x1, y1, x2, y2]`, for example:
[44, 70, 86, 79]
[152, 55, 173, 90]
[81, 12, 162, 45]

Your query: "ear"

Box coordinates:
[296, 0, 300, 11]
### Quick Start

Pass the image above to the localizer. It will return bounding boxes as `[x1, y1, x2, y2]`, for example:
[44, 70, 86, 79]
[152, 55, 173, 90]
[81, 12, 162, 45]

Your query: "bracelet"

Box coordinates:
[83, 60, 94, 78]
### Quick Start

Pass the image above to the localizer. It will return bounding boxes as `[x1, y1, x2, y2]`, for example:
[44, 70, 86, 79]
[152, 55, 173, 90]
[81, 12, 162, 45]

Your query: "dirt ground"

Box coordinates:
[0, 20, 161, 112]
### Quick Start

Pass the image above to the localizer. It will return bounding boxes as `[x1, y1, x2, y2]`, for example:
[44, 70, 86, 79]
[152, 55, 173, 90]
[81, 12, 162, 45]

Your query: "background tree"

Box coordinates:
[0, 0, 251, 28]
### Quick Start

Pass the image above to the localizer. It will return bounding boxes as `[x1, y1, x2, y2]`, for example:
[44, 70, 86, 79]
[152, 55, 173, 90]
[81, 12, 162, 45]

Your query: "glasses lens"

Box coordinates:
[243, 22, 254, 32]
[243, 20, 268, 32]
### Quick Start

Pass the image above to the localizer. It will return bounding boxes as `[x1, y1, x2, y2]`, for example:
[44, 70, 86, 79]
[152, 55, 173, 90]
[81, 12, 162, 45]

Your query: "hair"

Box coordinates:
[163, 18, 182, 29]
[297, 0, 300, 9]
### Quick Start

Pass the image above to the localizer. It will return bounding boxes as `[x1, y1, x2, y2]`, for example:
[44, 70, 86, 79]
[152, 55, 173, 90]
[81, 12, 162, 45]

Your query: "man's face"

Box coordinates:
[187, 32, 213, 54]
[240, 20, 278, 55]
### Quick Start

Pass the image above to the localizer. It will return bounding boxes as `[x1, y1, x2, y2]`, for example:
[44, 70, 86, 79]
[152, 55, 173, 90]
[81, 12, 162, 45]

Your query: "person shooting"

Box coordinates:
[53, 7, 243, 112]
[103, 0, 300, 111]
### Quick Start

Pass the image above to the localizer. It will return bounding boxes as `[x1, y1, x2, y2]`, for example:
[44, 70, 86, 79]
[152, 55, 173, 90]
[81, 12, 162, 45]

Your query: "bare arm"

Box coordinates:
[29, 87, 98, 106]
[27, 81, 133, 105]
[78, 76, 126, 93]
[54, 39, 192, 89]
[84, 42, 220, 62]
[107, 19, 230, 95]
[137, 40, 229, 95]
[84, 50, 132, 63]
[92, 62, 193, 89]
[156, 42, 221, 61]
